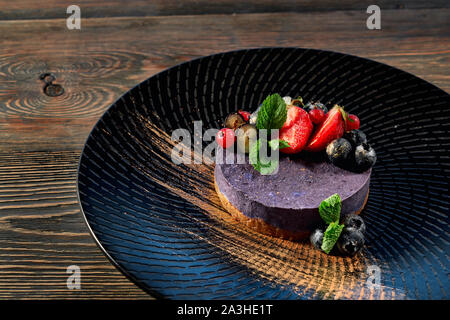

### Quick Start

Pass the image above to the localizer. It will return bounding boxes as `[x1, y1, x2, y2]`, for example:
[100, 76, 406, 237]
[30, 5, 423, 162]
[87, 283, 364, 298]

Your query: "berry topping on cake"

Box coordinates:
[344, 129, 367, 148]
[354, 143, 377, 172]
[216, 128, 235, 149]
[225, 112, 246, 130]
[236, 124, 257, 154]
[309, 107, 326, 125]
[282, 105, 304, 129]
[345, 114, 360, 132]
[304, 105, 345, 152]
[238, 110, 251, 122]
[306, 101, 328, 114]
[326, 138, 353, 167]
[279, 107, 313, 154]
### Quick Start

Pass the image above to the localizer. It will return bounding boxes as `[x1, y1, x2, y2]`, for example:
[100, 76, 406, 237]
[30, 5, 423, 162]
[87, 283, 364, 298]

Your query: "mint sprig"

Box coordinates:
[249, 138, 290, 175]
[249, 139, 278, 175]
[318, 193, 345, 254]
[268, 139, 290, 151]
[250, 93, 290, 175]
[256, 93, 287, 131]
[321, 222, 345, 254]
[319, 193, 341, 224]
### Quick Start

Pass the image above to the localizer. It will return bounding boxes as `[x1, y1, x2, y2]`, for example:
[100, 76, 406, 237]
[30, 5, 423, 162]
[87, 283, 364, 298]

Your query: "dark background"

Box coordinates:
[0, 0, 448, 299]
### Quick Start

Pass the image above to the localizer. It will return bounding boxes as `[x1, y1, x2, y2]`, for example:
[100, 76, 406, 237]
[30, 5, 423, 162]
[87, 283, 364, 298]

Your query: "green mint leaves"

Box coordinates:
[250, 93, 290, 175]
[318, 193, 345, 254]
[321, 222, 345, 254]
[249, 139, 290, 175]
[319, 193, 341, 224]
[256, 93, 287, 131]
[268, 139, 290, 151]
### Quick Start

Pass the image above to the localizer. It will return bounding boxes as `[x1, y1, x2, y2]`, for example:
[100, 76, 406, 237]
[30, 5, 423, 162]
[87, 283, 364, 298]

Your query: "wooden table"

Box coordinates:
[0, 0, 448, 299]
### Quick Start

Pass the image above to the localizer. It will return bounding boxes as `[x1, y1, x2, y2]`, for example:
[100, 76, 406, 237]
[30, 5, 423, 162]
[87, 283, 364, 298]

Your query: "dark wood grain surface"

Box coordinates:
[0, 0, 448, 299]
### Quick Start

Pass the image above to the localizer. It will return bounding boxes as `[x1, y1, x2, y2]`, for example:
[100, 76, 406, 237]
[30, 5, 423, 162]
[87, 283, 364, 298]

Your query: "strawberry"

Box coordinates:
[282, 105, 303, 130]
[238, 110, 251, 122]
[279, 107, 313, 154]
[309, 108, 325, 125]
[304, 105, 345, 152]
[345, 114, 360, 132]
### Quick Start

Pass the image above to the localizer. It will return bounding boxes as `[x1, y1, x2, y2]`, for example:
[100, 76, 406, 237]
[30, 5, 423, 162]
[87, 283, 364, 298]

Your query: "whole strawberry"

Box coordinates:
[304, 105, 345, 152]
[345, 114, 360, 132]
[309, 108, 325, 125]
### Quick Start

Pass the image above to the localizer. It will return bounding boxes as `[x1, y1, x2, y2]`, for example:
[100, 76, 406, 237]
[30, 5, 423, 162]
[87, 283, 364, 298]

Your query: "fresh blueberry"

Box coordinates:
[310, 228, 324, 250]
[344, 129, 367, 148]
[342, 213, 366, 234]
[326, 138, 353, 167]
[354, 143, 377, 172]
[336, 227, 365, 256]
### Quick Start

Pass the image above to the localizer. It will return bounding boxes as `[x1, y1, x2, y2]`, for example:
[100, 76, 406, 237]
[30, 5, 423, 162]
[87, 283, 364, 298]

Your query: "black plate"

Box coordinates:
[77, 48, 449, 299]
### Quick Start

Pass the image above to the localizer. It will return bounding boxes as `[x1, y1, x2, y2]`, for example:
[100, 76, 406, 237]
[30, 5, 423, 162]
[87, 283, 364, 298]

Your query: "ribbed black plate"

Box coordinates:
[77, 48, 449, 299]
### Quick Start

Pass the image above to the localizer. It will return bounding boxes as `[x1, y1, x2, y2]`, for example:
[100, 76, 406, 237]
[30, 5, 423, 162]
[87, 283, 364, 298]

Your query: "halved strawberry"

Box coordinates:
[280, 107, 313, 154]
[304, 105, 345, 152]
[282, 105, 303, 130]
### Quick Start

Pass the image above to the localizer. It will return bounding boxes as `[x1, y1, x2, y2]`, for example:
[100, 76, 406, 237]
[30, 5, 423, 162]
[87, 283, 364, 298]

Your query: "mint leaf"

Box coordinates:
[250, 139, 280, 175]
[278, 140, 290, 149]
[321, 222, 345, 254]
[249, 139, 262, 172]
[268, 139, 290, 151]
[319, 193, 341, 224]
[256, 94, 287, 131]
[259, 159, 279, 175]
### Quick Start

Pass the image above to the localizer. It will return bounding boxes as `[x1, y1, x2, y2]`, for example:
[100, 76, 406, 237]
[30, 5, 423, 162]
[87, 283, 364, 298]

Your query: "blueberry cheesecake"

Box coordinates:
[214, 94, 376, 256]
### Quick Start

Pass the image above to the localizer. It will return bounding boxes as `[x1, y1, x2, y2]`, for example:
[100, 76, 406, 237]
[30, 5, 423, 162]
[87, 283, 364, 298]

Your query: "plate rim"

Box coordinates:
[76, 46, 450, 299]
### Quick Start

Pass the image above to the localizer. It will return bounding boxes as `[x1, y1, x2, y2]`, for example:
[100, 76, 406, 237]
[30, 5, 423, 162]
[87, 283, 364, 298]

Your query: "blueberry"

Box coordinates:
[344, 129, 367, 148]
[305, 101, 328, 113]
[326, 138, 352, 167]
[310, 229, 324, 250]
[225, 112, 246, 130]
[354, 143, 377, 172]
[342, 213, 366, 234]
[336, 227, 365, 256]
[236, 124, 257, 154]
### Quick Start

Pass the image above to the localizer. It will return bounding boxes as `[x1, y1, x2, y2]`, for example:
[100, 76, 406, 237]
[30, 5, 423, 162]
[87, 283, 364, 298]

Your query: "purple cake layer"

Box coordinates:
[214, 152, 371, 234]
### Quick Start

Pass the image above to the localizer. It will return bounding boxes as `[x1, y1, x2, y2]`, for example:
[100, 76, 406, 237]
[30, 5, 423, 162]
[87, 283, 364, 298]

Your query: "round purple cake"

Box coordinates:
[214, 154, 371, 240]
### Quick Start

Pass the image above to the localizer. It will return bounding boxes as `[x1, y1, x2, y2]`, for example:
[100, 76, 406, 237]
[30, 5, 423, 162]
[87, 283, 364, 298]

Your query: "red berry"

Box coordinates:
[216, 128, 235, 149]
[345, 114, 360, 132]
[282, 105, 303, 130]
[304, 105, 345, 152]
[238, 110, 251, 122]
[309, 108, 325, 125]
[279, 108, 313, 154]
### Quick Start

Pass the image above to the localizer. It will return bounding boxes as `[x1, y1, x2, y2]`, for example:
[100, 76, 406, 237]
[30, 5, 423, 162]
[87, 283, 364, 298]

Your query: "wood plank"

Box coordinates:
[0, 150, 151, 298]
[0, 8, 448, 298]
[0, 0, 449, 20]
